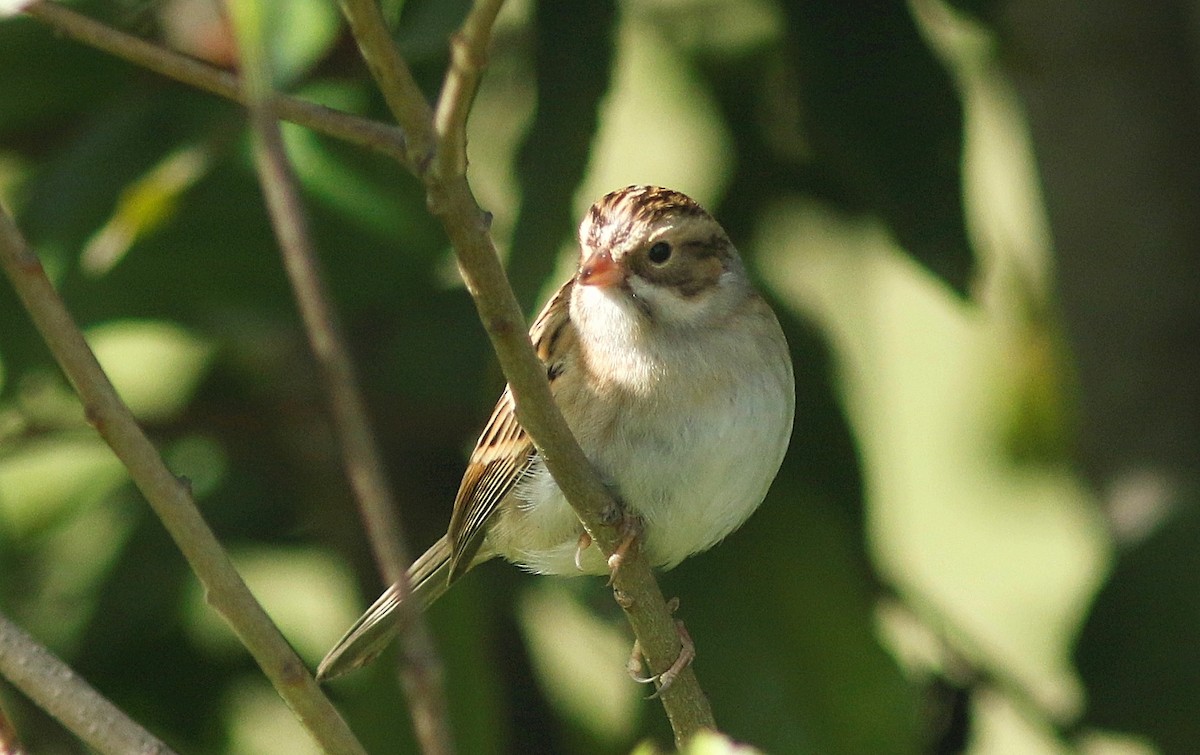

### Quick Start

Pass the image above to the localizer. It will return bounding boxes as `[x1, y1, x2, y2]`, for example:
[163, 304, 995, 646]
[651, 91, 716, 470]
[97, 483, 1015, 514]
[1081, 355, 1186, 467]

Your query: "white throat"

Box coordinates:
[570, 284, 664, 391]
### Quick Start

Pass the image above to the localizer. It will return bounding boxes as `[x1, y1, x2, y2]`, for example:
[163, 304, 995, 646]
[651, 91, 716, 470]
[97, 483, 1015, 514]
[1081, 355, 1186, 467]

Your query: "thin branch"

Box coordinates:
[339, 0, 717, 743]
[22, 1, 410, 166]
[0, 207, 366, 755]
[336, 0, 436, 167]
[0, 610, 175, 755]
[225, 3, 454, 752]
[432, 0, 505, 179]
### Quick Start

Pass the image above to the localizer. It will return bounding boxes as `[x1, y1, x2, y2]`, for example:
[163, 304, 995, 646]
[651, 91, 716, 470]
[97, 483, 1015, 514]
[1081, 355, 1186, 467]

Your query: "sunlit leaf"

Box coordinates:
[81, 146, 212, 276]
[184, 547, 361, 663]
[223, 677, 321, 755]
[684, 731, 765, 754]
[87, 320, 214, 423]
[0, 437, 124, 535]
[517, 582, 641, 744]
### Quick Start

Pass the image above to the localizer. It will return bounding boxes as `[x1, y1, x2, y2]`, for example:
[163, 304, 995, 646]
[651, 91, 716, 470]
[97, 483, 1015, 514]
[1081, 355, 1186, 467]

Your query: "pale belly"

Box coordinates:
[492, 369, 793, 575]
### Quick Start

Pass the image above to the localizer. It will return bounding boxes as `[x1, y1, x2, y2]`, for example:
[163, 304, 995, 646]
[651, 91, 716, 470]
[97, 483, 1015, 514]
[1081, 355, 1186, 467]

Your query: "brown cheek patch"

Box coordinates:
[638, 252, 726, 298]
[676, 255, 725, 297]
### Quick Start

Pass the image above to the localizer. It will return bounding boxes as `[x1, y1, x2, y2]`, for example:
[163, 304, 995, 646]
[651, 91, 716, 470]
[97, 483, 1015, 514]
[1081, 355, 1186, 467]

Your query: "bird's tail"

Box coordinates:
[316, 535, 454, 681]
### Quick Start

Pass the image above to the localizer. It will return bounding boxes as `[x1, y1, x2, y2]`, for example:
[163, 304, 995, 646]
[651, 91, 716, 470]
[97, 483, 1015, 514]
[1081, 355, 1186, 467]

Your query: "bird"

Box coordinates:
[317, 185, 795, 682]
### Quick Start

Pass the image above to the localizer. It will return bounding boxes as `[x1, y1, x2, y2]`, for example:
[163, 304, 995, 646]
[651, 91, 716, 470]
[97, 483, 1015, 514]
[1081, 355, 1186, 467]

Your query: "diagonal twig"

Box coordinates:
[0, 610, 175, 755]
[431, 0, 505, 180]
[336, 0, 436, 168]
[0, 205, 366, 755]
[224, 2, 454, 753]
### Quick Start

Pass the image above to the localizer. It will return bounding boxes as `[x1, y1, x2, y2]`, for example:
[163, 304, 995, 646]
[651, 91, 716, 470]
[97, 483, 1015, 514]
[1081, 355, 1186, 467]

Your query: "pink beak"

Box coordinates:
[578, 251, 625, 288]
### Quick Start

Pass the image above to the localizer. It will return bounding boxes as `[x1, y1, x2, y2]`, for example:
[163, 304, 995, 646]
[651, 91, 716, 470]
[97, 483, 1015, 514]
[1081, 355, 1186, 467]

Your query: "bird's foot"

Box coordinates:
[627, 598, 695, 698]
[606, 513, 643, 580]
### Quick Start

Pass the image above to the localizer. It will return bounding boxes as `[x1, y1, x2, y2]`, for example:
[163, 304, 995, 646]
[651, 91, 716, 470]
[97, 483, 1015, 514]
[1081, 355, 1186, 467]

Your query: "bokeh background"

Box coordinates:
[2, 0, 1198, 753]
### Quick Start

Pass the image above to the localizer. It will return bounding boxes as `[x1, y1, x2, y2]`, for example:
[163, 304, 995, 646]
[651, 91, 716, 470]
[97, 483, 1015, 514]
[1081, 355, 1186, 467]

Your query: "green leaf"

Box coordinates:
[87, 319, 214, 423]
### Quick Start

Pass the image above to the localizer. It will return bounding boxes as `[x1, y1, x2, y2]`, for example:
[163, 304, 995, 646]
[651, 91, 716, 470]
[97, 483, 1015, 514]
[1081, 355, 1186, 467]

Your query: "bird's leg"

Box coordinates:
[627, 597, 695, 698]
[595, 493, 642, 579]
[576, 491, 638, 573]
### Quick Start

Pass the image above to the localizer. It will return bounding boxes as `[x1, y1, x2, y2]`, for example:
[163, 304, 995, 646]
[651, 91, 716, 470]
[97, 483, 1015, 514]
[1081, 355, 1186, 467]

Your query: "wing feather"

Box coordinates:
[446, 279, 576, 578]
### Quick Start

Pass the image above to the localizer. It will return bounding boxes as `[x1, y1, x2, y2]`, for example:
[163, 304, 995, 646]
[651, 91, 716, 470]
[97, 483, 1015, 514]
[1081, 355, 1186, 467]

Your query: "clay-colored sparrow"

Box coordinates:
[317, 186, 794, 681]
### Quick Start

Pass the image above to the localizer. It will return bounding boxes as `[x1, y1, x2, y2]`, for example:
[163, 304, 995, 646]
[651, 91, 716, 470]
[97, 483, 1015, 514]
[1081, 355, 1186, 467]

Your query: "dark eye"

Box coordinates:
[647, 241, 672, 264]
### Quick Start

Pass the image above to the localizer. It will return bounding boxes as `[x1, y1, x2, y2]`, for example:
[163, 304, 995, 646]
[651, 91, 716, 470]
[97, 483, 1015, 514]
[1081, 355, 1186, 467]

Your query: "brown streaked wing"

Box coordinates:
[445, 279, 576, 579]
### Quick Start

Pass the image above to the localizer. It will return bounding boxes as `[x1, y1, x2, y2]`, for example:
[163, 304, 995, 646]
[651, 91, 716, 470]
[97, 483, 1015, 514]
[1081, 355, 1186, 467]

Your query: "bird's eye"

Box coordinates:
[647, 241, 672, 265]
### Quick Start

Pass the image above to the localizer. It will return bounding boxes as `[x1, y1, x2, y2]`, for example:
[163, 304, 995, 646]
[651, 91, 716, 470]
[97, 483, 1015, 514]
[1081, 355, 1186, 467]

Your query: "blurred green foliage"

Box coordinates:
[2, 0, 1196, 754]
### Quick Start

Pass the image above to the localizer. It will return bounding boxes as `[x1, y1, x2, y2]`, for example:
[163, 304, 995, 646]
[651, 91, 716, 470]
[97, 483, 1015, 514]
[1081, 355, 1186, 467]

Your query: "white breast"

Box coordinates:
[601, 329, 794, 568]
[501, 286, 794, 575]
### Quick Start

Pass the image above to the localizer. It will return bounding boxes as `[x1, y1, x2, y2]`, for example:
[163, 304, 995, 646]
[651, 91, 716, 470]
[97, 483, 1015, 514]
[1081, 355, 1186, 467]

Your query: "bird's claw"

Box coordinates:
[627, 599, 694, 698]
[574, 531, 593, 571]
[606, 514, 643, 582]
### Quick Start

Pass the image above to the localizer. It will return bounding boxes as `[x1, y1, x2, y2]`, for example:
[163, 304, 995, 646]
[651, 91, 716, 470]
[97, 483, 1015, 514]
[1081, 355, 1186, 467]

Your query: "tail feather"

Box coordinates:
[316, 536, 454, 681]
